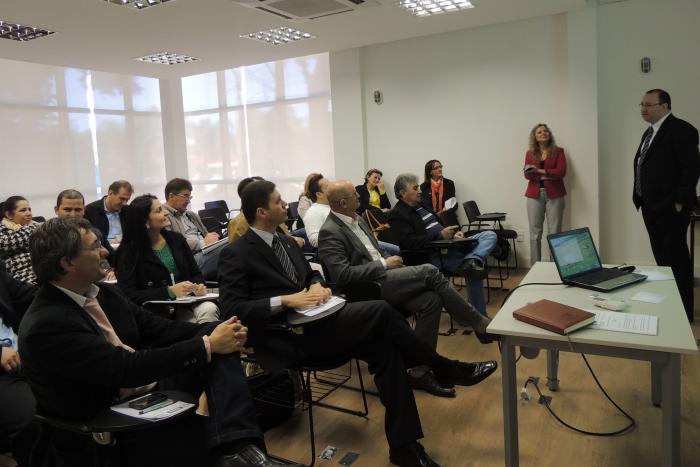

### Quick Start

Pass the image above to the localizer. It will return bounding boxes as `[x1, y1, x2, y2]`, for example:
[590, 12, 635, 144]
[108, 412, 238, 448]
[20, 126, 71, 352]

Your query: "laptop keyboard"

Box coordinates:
[576, 268, 625, 285]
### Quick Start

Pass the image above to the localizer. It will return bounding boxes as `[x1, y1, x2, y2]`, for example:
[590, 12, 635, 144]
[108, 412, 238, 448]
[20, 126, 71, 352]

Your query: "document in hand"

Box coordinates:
[513, 299, 596, 335]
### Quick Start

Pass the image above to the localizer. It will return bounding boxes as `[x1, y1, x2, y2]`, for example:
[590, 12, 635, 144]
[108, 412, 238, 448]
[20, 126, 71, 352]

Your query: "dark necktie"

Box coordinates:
[634, 126, 654, 196]
[272, 236, 298, 285]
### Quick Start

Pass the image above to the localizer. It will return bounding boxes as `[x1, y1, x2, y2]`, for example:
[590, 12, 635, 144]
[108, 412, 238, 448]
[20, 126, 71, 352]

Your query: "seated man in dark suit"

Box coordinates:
[217, 180, 497, 467]
[84, 180, 132, 263]
[388, 173, 498, 318]
[318, 180, 497, 398]
[0, 257, 37, 465]
[19, 218, 298, 467]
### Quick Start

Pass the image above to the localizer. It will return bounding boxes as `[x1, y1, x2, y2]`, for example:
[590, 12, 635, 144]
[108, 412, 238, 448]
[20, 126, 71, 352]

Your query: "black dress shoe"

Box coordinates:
[474, 330, 500, 344]
[437, 360, 498, 387]
[408, 370, 456, 398]
[457, 258, 487, 280]
[389, 441, 441, 467]
[214, 445, 302, 467]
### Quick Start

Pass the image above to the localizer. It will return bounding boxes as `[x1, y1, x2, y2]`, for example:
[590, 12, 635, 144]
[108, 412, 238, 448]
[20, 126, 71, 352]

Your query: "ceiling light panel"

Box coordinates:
[398, 0, 474, 17]
[135, 51, 199, 65]
[104, 0, 175, 10]
[240, 27, 315, 45]
[0, 20, 54, 42]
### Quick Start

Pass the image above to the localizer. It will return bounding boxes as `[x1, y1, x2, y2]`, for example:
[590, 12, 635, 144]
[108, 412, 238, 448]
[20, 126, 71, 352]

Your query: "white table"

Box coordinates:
[487, 262, 698, 467]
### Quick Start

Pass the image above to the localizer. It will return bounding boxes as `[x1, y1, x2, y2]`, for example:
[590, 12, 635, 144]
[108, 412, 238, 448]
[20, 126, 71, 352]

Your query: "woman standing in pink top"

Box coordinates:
[524, 123, 567, 266]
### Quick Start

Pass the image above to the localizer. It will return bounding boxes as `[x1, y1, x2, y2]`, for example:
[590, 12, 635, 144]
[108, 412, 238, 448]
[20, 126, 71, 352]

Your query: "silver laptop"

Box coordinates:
[547, 228, 647, 292]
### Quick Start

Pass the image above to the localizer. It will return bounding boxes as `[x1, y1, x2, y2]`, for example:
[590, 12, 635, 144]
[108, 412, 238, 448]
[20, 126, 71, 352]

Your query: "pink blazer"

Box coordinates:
[523, 147, 567, 199]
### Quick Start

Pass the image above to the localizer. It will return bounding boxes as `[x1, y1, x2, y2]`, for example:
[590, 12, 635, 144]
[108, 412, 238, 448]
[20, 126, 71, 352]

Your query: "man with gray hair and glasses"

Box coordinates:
[388, 173, 498, 318]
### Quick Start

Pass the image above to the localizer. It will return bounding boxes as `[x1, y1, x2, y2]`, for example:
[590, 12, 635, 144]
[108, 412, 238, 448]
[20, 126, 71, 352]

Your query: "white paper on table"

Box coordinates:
[110, 399, 195, 421]
[586, 309, 658, 336]
[634, 268, 674, 281]
[630, 291, 666, 304]
[144, 292, 219, 305]
[295, 296, 346, 317]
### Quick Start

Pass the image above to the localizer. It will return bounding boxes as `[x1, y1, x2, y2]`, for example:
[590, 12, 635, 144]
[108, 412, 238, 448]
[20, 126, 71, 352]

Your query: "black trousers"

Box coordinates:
[642, 206, 694, 320]
[301, 300, 454, 448]
[31, 327, 263, 467]
[0, 373, 35, 461]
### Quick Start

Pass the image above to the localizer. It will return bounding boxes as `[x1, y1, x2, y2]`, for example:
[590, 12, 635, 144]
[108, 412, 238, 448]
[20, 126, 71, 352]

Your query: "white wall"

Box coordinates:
[331, 0, 700, 268]
[597, 0, 700, 267]
[331, 9, 600, 265]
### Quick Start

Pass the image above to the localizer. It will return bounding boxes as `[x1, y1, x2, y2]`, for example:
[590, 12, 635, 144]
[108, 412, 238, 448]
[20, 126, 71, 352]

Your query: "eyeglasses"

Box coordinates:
[81, 240, 102, 252]
[175, 193, 193, 200]
[432, 165, 443, 170]
[639, 102, 662, 108]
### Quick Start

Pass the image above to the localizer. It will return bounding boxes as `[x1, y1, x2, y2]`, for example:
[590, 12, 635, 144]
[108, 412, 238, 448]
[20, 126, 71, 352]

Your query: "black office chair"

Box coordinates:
[248, 268, 383, 466]
[286, 201, 303, 230]
[200, 216, 223, 238]
[204, 200, 234, 218]
[463, 200, 518, 279]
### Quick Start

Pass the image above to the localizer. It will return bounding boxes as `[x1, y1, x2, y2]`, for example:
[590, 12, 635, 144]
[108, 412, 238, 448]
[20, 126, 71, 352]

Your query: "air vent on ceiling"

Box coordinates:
[233, 0, 379, 23]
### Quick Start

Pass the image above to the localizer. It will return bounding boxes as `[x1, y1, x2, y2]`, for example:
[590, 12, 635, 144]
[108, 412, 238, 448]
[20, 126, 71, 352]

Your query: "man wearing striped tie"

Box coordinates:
[633, 89, 700, 322]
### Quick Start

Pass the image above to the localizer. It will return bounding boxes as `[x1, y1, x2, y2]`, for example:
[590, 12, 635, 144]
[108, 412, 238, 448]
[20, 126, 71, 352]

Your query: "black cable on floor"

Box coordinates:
[499, 281, 636, 435]
[523, 355, 636, 436]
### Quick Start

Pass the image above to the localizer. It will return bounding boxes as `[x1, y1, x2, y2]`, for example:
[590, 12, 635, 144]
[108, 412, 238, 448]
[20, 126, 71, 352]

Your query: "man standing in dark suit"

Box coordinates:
[318, 180, 497, 398]
[0, 257, 36, 465]
[19, 218, 298, 467]
[633, 89, 700, 322]
[218, 180, 497, 467]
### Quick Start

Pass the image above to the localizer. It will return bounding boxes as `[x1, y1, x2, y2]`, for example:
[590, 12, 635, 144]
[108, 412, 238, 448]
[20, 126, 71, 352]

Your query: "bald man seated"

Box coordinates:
[318, 180, 497, 398]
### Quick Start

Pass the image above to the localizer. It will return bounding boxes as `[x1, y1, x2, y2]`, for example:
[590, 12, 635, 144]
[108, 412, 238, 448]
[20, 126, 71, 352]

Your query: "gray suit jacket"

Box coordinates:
[163, 204, 207, 252]
[318, 212, 389, 287]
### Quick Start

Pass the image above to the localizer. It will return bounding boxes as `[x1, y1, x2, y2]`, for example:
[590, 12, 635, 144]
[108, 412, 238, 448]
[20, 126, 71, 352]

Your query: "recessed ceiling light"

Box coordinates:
[240, 27, 315, 46]
[104, 0, 175, 10]
[0, 20, 54, 42]
[135, 51, 199, 65]
[398, 0, 474, 17]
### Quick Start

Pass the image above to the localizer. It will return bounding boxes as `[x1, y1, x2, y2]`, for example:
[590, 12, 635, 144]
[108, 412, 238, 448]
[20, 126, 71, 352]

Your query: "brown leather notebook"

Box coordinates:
[513, 299, 596, 335]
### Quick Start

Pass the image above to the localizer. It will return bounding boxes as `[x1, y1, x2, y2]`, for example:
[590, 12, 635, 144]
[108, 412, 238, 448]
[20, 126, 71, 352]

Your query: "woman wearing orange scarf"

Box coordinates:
[420, 159, 457, 215]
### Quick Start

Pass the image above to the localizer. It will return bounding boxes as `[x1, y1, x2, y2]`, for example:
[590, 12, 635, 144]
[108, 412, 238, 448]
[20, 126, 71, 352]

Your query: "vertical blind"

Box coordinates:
[181, 52, 335, 212]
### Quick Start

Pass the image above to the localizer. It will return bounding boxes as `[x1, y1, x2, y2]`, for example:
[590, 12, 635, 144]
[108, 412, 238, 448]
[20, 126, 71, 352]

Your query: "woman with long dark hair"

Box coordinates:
[523, 123, 567, 265]
[0, 196, 41, 284]
[419, 160, 457, 215]
[115, 194, 219, 322]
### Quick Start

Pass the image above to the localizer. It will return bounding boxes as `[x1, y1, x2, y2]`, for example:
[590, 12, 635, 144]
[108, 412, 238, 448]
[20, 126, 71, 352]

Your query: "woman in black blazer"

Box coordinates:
[115, 195, 219, 323]
[356, 168, 392, 215]
[419, 160, 457, 215]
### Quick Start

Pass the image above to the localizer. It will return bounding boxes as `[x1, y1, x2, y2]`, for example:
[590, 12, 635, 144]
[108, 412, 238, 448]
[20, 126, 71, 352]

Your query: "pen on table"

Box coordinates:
[170, 273, 175, 286]
[139, 399, 173, 415]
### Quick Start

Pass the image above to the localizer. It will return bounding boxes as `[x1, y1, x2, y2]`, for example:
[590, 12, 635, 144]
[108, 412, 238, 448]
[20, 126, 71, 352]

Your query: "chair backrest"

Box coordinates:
[32, 216, 46, 222]
[198, 207, 227, 224]
[200, 216, 223, 236]
[438, 209, 459, 228]
[462, 201, 481, 224]
[287, 201, 299, 219]
[204, 200, 229, 213]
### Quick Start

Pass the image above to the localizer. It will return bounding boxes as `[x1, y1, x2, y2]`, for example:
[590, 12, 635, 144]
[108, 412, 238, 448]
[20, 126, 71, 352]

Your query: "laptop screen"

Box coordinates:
[548, 228, 602, 279]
